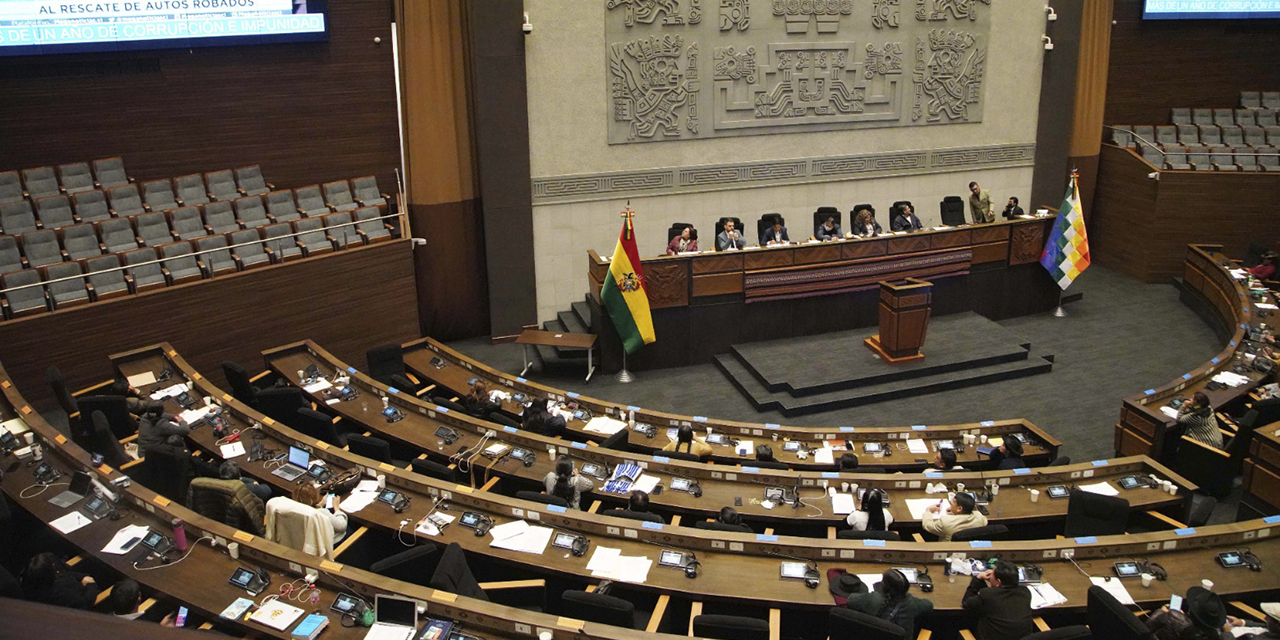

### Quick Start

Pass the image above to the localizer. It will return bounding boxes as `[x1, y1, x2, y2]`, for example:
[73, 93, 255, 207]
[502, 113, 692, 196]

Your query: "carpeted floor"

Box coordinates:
[445, 265, 1220, 466]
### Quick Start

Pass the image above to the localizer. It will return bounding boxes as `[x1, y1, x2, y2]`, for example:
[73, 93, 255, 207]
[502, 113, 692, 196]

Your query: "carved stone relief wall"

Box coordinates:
[606, 0, 990, 144]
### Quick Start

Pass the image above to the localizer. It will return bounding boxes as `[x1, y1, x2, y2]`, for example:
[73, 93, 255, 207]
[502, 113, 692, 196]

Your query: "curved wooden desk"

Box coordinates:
[401, 337, 1063, 472]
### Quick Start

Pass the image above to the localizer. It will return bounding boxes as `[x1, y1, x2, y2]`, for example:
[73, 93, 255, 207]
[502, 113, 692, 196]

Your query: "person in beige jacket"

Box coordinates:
[923, 492, 988, 541]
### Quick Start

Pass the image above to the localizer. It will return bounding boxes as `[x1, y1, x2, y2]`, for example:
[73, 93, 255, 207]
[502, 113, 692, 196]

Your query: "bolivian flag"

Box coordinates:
[1039, 172, 1091, 290]
[602, 208, 656, 354]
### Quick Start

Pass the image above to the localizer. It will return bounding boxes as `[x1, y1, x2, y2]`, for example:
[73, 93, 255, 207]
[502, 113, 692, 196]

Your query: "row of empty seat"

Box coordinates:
[0, 175, 389, 237]
[1138, 145, 1279, 172]
[1239, 90, 1280, 110]
[0, 158, 264, 205]
[0, 209, 397, 319]
[1112, 123, 1280, 149]
[1108, 91, 1280, 172]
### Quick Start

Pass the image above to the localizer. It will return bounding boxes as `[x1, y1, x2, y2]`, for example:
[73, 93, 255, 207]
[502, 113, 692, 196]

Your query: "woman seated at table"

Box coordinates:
[462, 379, 501, 419]
[662, 425, 713, 458]
[544, 456, 594, 510]
[666, 225, 699, 255]
[846, 487, 894, 532]
[267, 482, 349, 546]
[853, 208, 883, 238]
[1177, 391, 1223, 449]
[522, 398, 567, 438]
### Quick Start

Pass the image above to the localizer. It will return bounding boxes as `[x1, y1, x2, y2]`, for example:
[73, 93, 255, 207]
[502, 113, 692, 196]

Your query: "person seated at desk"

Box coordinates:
[891, 204, 923, 232]
[988, 437, 1026, 471]
[136, 403, 189, 450]
[763, 219, 790, 246]
[933, 448, 963, 471]
[667, 225, 698, 255]
[846, 488, 893, 532]
[1146, 585, 1244, 640]
[1002, 196, 1024, 220]
[221, 460, 272, 502]
[839, 453, 860, 470]
[923, 492, 987, 541]
[853, 209, 883, 238]
[628, 490, 651, 514]
[109, 578, 145, 621]
[816, 216, 841, 241]
[1178, 391, 1223, 449]
[716, 506, 744, 528]
[845, 569, 934, 639]
[662, 425, 713, 458]
[961, 560, 1034, 640]
[522, 398, 567, 438]
[1237, 602, 1280, 639]
[544, 456, 594, 510]
[717, 219, 745, 251]
[21, 552, 100, 610]
[107, 380, 150, 415]
[462, 379, 500, 419]
[1249, 252, 1277, 280]
[266, 482, 349, 547]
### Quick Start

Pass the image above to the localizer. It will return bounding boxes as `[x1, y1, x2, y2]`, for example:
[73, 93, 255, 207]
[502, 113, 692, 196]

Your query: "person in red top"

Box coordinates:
[666, 225, 698, 255]
[1249, 252, 1277, 280]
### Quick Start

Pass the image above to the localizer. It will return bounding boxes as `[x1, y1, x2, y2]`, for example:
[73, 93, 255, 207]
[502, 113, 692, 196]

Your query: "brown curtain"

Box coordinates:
[397, 0, 490, 338]
[1069, 0, 1114, 211]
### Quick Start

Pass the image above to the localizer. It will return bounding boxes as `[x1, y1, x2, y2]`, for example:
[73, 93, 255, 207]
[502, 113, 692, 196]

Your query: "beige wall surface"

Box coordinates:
[525, 0, 1048, 321]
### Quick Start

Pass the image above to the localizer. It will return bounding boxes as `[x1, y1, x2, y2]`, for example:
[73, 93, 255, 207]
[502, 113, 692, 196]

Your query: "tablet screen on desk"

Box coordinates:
[1113, 561, 1141, 577]
[659, 550, 686, 567]
[936, 440, 955, 450]
[706, 434, 727, 445]
[670, 478, 692, 492]
[460, 512, 483, 528]
[377, 489, 399, 504]
[1119, 476, 1144, 490]
[780, 562, 809, 579]
[893, 568, 919, 584]
[229, 567, 255, 588]
[864, 443, 883, 453]
[1218, 552, 1245, 568]
[552, 532, 578, 549]
[782, 441, 802, 452]
[1046, 486, 1070, 499]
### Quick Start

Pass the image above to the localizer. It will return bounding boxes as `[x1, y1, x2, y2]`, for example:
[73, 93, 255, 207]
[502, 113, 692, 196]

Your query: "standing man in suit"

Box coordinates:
[891, 203, 924, 232]
[1002, 197, 1024, 219]
[961, 561, 1035, 640]
[968, 182, 994, 224]
[763, 219, 790, 246]
[716, 219, 745, 251]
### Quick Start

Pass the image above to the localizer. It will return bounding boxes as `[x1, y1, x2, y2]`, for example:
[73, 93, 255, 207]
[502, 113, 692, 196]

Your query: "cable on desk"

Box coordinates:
[450, 431, 494, 476]
[20, 481, 66, 499]
[133, 535, 215, 571]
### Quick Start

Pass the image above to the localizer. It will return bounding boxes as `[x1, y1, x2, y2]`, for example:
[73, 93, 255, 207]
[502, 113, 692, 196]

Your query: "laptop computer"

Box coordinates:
[48, 471, 92, 508]
[364, 595, 419, 640]
[271, 446, 310, 482]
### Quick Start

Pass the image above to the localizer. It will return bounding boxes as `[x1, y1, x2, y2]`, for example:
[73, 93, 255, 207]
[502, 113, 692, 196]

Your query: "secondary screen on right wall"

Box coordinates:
[1144, 0, 1280, 19]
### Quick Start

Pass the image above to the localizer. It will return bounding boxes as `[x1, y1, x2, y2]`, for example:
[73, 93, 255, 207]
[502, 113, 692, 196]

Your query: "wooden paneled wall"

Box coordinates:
[0, 0, 400, 192]
[1105, 0, 1280, 126]
[0, 241, 419, 410]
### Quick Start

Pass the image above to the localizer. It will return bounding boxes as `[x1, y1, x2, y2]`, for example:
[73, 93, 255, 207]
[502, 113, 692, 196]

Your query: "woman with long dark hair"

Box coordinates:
[846, 488, 894, 531]
[543, 456, 594, 509]
[845, 569, 934, 638]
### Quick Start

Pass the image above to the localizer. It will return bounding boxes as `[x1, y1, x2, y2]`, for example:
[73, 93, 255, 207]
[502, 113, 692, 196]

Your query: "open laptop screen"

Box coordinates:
[375, 595, 417, 627]
[287, 446, 310, 470]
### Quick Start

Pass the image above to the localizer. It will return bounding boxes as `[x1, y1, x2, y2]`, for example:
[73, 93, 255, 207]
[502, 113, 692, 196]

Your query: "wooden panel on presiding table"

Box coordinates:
[887, 235, 931, 254]
[1009, 222, 1049, 265]
[744, 250, 794, 270]
[793, 243, 843, 265]
[972, 242, 1009, 264]
[692, 272, 744, 298]
[842, 238, 888, 259]
[644, 260, 689, 309]
[971, 225, 1009, 243]
[931, 229, 972, 249]
[691, 252, 744, 274]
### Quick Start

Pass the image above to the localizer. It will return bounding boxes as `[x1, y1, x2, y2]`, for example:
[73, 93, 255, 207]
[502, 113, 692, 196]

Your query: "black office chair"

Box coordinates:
[515, 490, 569, 509]
[753, 460, 790, 470]
[1047, 456, 1073, 466]
[561, 589, 642, 629]
[366, 344, 416, 391]
[665, 450, 704, 462]
[1063, 490, 1129, 538]
[667, 222, 694, 243]
[46, 366, 78, 420]
[940, 196, 966, 226]
[600, 508, 665, 524]
[836, 529, 901, 541]
[411, 458, 461, 483]
[139, 443, 195, 503]
[951, 524, 1010, 543]
[1023, 626, 1093, 640]
[891, 200, 914, 218]
[756, 213, 785, 245]
[371, 545, 438, 587]
[487, 412, 520, 429]
[293, 407, 347, 448]
[692, 614, 770, 640]
[828, 607, 908, 640]
[1172, 435, 1233, 497]
[88, 411, 131, 469]
[430, 542, 489, 600]
[221, 360, 260, 406]
[346, 434, 409, 468]
[1086, 584, 1154, 639]
[695, 520, 753, 534]
[600, 428, 629, 452]
[432, 396, 467, 414]
[253, 387, 308, 423]
[77, 395, 134, 440]
[813, 206, 841, 237]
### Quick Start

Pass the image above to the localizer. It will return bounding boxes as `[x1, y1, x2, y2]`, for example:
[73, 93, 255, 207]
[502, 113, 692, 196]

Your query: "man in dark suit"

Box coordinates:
[1002, 196, 1025, 219]
[716, 219, 746, 251]
[962, 561, 1034, 640]
[891, 203, 924, 232]
[763, 219, 790, 246]
[990, 437, 1026, 470]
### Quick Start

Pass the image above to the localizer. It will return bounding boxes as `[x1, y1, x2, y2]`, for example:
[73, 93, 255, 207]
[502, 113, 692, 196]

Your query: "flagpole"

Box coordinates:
[616, 350, 634, 383]
[1053, 288, 1067, 317]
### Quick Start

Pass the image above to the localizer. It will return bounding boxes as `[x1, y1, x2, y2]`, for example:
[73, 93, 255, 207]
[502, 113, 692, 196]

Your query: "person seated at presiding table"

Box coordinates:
[1249, 252, 1277, 280]
[961, 560, 1034, 640]
[1177, 391, 1223, 449]
[266, 483, 349, 556]
[891, 203, 923, 232]
[666, 225, 698, 255]
[933, 448, 963, 471]
[662, 425, 713, 458]
[1146, 585, 1246, 640]
[544, 456, 594, 510]
[923, 492, 987, 541]
[716, 219, 746, 251]
[988, 437, 1026, 470]
[763, 219, 790, 246]
[845, 569, 934, 639]
[136, 402, 190, 450]
[1002, 196, 1024, 220]
[521, 397, 567, 438]
[853, 208, 883, 238]
[21, 552, 101, 610]
[846, 487, 893, 532]
[462, 379, 500, 419]
[815, 216, 841, 241]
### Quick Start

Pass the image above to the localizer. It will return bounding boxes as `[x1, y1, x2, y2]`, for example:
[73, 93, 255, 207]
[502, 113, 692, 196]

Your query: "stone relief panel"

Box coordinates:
[605, 0, 989, 143]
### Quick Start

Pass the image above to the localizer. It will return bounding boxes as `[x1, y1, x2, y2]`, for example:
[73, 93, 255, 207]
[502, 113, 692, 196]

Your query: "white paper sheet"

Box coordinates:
[813, 447, 834, 465]
[905, 498, 945, 520]
[219, 442, 246, 459]
[126, 371, 156, 387]
[303, 379, 333, 393]
[1160, 406, 1179, 418]
[907, 439, 929, 454]
[415, 512, 455, 537]
[339, 490, 377, 514]
[857, 573, 884, 589]
[632, 475, 660, 494]
[1028, 583, 1068, 609]
[583, 416, 627, 435]
[148, 383, 188, 400]
[102, 524, 149, 554]
[178, 406, 212, 425]
[1079, 481, 1120, 497]
[50, 511, 91, 534]
[830, 493, 856, 515]
[735, 440, 754, 456]
[488, 519, 530, 542]
[1090, 577, 1135, 605]
[490, 525, 554, 555]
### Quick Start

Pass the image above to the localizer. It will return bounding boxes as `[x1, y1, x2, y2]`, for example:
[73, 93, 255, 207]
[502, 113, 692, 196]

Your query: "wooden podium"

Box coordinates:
[864, 278, 933, 363]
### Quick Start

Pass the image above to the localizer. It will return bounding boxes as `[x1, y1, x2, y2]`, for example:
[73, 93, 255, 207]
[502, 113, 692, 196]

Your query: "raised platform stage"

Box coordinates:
[714, 312, 1054, 416]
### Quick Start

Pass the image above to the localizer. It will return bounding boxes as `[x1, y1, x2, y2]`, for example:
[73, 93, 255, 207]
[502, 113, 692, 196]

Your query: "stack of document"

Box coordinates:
[1089, 577, 1134, 605]
[102, 524, 149, 554]
[604, 462, 642, 494]
[813, 445, 834, 465]
[339, 480, 381, 514]
[1079, 481, 1120, 497]
[583, 416, 626, 435]
[586, 547, 652, 584]
[302, 379, 333, 394]
[149, 383, 189, 401]
[1028, 583, 1068, 609]
[830, 493, 856, 515]
[488, 520, 554, 555]
[905, 498, 946, 519]
[1213, 371, 1251, 387]
[178, 405, 213, 425]
[906, 439, 929, 455]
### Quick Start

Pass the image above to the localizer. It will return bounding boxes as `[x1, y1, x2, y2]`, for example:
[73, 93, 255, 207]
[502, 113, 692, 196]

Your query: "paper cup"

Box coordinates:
[991, 483, 1000, 496]
[1202, 579, 1214, 591]
[1029, 489, 1040, 503]
[979, 435, 988, 444]
[956, 483, 966, 492]
[1141, 573, 1153, 587]
[228, 541, 240, 560]
[1167, 484, 1178, 496]
[841, 482, 850, 493]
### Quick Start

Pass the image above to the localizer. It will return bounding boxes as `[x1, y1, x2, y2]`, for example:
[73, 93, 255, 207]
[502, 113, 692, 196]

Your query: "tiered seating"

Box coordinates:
[1109, 90, 1280, 171]
[0, 156, 401, 319]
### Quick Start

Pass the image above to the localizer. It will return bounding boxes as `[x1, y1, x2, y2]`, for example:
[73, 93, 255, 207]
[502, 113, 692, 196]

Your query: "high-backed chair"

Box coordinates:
[98, 217, 139, 254]
[0, 171, 24, 204]
[174, 174, 210, 207]
[561, 590, 641, 630]
[366, 344, 416, 391]
[107, 184, 145, 217]
[1, 269, 46, 318]
[323, 211, 361, 249]
[42, 262, 89, 309]
[35, 195, 76, 229]
[600, 508, 665, 524]
[76, 395, 134, 439]
[265, 190, 301, 223]
[294, 185, 330, 217]
[205, 169, 240, 201]
[121, 247, 166, 292]
[169, 207, 207, 241]
[136, 212, 175, 247]
[1063, 490, 1129, 537]
[221, 360, 260, 406]
[195, 235, 236, 276]
[694, 520, 753, 534]
[71, 190, 111, 225]
[228, 229, 271, 269]
[0, 236, 22, 275]
[514, 491, 569, 509]
[345, 434, 402, 467]
[1173, 435, 1233, 497]
[1, 201, 39, 236]
[322, 180, 358, 211]
[21, 230, 64, 268]
[92, 157, 130, 188]
[233, 196, 269, 228]
[294, 217, 335, 256]
[1086, 584, 1153, 639]
[293, 407, 349, 448]
[411, 459, 461, 484]
[159, 241, 202, 285]
[22, 166, 60, 199]
[261, 222, 301, 262]
[84, 255, 128, 301]
[756, 213, 784, 244]
[201, 201, 239, 235]
[47, 366, 78, 420]
[60, 224, 103, 261]
[142, 179, 180, 212]
[813, 206, 841, 237]
[939, 196, 965, 226]
[691, 614, 770, 640]
[234, 165, 271, 196]
[836, 529, 901, 541]
[828, 607, 911, 640]
[352, 175, 389, 211]
[254, 386, 308, 422]
[88, 410, 132, 469]
[370, 545, 438, 587]
[187, 478, 266, 536]
[950, 524, 1010, 542]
